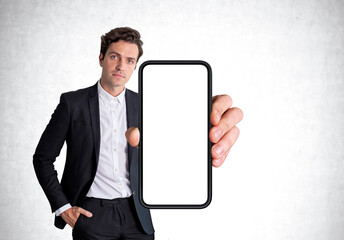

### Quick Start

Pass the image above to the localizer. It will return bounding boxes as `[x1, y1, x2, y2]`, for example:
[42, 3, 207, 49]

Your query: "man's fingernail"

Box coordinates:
[213, 145, 223, 156]
[214, 129, 221, 141]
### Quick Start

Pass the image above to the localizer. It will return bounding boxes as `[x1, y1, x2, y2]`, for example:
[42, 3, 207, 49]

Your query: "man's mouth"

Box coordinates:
[113, 72, 125, 78]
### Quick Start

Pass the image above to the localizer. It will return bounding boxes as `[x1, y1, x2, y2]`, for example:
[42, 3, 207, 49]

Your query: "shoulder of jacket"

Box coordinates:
[61, 84, 95, 100]
[58, 85, 96, 109]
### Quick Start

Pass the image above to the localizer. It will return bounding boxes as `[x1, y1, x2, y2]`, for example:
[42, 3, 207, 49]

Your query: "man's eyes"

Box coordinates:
[110, 55, 135, 64]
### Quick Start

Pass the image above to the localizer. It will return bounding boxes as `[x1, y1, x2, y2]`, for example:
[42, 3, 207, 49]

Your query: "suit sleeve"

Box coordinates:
[33, 93, 70, 213]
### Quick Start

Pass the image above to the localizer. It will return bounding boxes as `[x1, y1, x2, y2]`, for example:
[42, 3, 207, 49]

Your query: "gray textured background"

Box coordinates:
[1, 0, 343, 239]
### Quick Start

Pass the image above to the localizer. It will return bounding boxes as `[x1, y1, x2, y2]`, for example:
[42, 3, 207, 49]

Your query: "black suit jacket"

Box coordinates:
[33, 83, 154, 234]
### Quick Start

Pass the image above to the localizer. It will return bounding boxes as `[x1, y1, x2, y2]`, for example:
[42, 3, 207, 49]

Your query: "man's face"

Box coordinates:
[99, 40, 139, 92]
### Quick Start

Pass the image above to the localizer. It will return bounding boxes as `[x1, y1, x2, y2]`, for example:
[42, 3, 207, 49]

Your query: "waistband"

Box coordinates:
[84, 196, 133, 206]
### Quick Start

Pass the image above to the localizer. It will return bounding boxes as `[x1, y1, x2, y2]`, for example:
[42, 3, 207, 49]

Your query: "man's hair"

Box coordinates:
[100, 27, 143, 62]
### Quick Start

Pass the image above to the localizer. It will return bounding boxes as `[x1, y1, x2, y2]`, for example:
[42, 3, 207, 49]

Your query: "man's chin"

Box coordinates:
[111, 76, 127, 84]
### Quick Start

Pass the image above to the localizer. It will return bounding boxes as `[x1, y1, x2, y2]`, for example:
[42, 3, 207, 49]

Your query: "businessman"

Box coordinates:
[33, 27, 243, 240]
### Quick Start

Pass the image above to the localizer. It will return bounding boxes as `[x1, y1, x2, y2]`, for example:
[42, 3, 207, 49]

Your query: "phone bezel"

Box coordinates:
[138, 60, 212, 209]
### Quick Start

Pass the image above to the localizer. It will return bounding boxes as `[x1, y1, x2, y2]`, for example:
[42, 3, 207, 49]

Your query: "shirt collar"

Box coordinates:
[97, 80, 126, 105]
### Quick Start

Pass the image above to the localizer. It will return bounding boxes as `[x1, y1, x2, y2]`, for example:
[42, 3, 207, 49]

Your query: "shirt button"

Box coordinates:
[115, 168, 118, 171]
[114, 129, 116, 133]
[114, 148, 116, 152]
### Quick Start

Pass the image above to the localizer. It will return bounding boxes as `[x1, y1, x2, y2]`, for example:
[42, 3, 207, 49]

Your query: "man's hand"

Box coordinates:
[125, 94, 243, 167]
[60, 206, 93, 228]
[209, 95, 243, 167]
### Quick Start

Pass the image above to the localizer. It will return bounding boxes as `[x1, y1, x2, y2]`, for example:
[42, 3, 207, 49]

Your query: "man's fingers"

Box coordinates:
[211, 95, 233, 125]
[209, 107, 243, 143]
[77, 207, 93, 218]
[212, 149, 230, 168]
[211, 126, 240, 163]
[125, 127, 140, 148]
[60, 206, 91, 229]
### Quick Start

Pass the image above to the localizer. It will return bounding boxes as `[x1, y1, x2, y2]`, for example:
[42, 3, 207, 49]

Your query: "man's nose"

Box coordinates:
[116, 58, 124, 70]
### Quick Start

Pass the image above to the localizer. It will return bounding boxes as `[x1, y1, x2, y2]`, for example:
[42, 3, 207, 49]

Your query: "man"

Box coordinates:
[33, 27, 243, 240]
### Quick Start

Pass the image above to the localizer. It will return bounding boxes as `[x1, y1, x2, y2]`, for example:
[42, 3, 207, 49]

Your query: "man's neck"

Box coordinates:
[99, 80, 125, 97]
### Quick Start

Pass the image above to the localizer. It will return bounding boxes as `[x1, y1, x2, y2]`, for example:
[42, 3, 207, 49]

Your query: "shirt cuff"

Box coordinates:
[55, 203, 72, 216]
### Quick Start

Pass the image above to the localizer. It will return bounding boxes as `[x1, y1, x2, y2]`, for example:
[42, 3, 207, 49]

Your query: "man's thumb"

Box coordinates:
[125, 127, 140, 148]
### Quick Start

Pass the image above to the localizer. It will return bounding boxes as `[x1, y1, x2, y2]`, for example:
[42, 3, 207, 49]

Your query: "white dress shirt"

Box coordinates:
[55, 81, 132, 216]
[86, 81, 132, 198]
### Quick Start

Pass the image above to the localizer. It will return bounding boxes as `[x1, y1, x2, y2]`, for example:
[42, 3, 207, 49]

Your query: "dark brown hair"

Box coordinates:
[100, 27, 143, 62]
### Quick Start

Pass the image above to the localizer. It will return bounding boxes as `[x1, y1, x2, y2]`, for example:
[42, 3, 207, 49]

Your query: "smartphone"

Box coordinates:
[138, 60, 212, 209]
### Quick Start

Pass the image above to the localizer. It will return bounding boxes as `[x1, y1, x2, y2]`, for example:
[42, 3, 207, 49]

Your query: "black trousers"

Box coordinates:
[72, 197, 154, 240]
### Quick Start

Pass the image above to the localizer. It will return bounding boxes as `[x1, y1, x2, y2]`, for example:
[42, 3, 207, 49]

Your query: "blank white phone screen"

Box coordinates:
[140, 62, 210, 206]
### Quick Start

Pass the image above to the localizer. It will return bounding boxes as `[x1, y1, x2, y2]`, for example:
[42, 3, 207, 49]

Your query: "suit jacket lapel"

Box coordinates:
[88, 83, 101, 166]
[125, 89, 139, 166]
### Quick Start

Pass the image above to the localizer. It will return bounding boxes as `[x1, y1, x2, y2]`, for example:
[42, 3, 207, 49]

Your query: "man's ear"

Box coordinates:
[99, 53, 104, 67]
